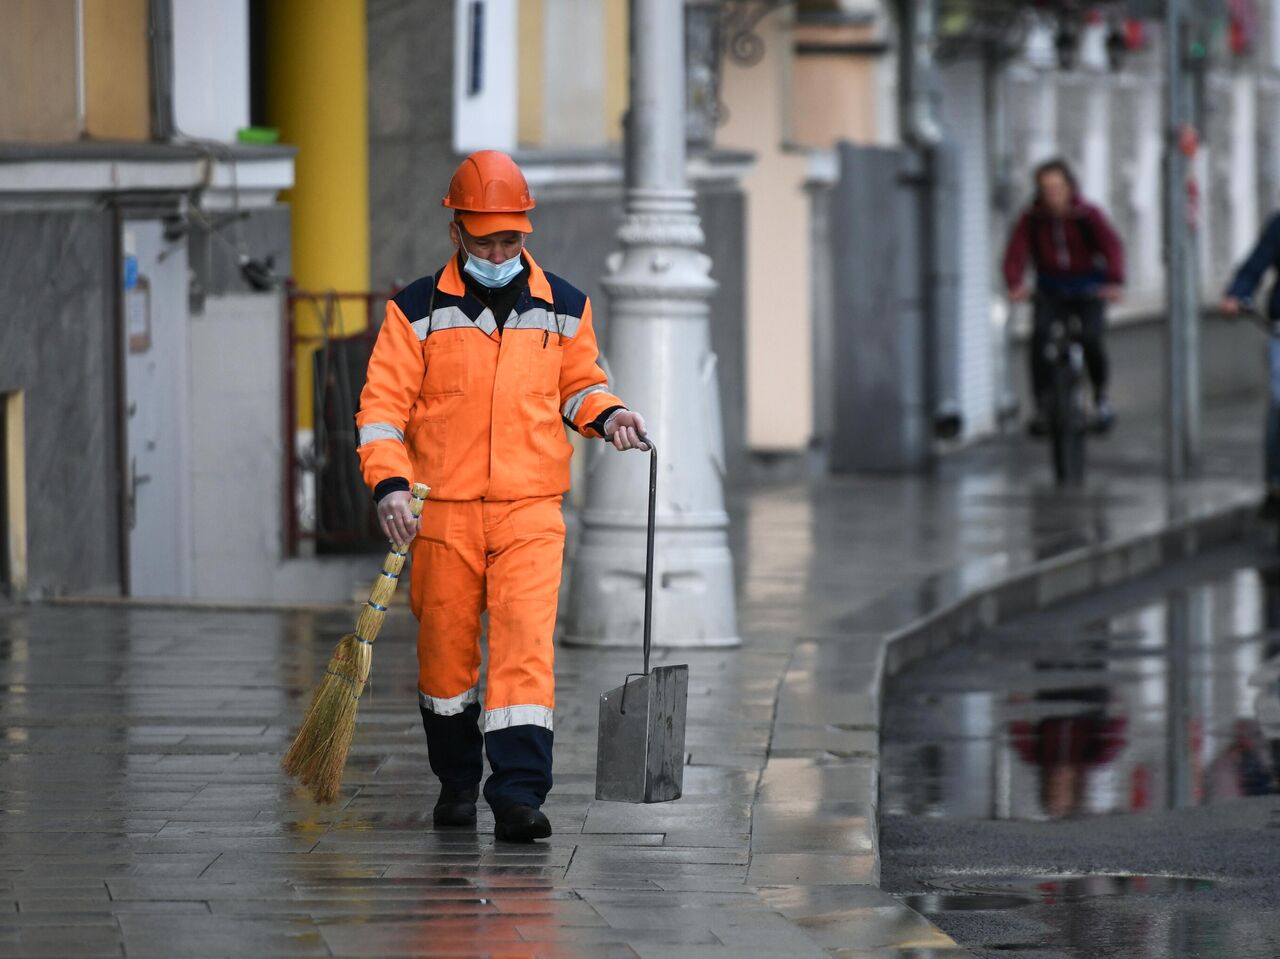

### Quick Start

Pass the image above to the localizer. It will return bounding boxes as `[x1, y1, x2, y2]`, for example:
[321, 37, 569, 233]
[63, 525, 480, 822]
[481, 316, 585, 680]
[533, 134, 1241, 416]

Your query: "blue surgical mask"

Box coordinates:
[462, 244, 525, 288]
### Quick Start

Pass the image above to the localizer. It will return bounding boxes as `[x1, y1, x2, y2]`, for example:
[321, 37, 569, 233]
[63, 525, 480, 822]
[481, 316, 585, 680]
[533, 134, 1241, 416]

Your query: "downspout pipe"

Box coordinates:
[898, 0, 942, 149]
[896, 0, 963, 442]
[148, 0, 176, 140]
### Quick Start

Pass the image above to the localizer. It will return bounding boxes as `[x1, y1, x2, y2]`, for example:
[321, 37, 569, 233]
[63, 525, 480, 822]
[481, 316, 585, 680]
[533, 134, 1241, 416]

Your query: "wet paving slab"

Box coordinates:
[0, 592, 947, 957]
[0, 407, 1267, 956]
[881, 542, 1280, 958]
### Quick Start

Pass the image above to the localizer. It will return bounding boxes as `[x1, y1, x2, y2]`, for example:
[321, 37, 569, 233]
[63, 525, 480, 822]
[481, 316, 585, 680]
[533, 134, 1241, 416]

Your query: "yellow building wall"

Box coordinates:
[516, 0, 627, 149]
[0, 0, 79, 142]
[517, 0, 546, 147]
[718, 10, 813, 452]
[83, 0, 150, 140]
[603, 0, 627, 144]
[0, 0, 152, 143]
[266, 0, 370, 430]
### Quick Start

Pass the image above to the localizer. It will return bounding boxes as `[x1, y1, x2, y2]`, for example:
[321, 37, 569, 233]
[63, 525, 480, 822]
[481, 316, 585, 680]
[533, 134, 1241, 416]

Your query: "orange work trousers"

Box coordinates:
[409, 495, 564, 732]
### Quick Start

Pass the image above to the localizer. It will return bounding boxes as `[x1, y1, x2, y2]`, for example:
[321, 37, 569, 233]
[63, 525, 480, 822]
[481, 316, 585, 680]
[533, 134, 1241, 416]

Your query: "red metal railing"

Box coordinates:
[283, 285, 394, 557]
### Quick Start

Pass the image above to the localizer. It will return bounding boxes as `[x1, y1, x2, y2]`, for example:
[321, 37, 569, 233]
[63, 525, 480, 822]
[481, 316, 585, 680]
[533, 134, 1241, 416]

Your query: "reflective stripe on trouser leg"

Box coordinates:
[410, 500, 486, 788]
[480, 495, 565, 812]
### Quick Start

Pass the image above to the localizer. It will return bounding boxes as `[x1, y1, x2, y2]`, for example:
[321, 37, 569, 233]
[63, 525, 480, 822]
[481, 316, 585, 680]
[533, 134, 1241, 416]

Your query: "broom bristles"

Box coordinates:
[283, 482, 427, 804]
[282, 633, 372, 804]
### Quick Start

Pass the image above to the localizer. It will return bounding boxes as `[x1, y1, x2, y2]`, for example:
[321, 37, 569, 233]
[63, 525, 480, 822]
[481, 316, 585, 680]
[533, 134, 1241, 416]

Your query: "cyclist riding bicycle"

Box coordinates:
[1222, 211, 1280, 518]
[1002, 158, 1126, 435]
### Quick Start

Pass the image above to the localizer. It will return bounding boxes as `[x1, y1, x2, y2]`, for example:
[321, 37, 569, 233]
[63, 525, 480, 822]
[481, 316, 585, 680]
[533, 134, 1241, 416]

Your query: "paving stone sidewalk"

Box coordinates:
[0, 404, 1264, 958]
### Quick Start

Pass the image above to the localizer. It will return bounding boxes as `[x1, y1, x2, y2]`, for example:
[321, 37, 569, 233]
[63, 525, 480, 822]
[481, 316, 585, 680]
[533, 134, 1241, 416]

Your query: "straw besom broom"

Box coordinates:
[283, 482, 429, 803]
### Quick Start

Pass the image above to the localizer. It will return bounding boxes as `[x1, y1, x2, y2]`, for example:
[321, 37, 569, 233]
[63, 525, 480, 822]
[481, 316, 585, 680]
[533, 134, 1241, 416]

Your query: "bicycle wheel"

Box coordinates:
[1047, 364, 1087, 487]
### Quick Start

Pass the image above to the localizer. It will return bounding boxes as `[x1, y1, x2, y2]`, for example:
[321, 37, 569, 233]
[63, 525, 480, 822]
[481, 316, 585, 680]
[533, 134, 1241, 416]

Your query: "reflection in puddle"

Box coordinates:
[882, 563, 1280, 821]
[903, 892, 1034, 912]
[883, 554, 1280, 955]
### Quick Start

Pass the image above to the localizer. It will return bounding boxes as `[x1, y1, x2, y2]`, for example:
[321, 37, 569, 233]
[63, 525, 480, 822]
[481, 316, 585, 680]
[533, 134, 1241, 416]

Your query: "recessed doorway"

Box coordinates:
[1, 391, 27, 596]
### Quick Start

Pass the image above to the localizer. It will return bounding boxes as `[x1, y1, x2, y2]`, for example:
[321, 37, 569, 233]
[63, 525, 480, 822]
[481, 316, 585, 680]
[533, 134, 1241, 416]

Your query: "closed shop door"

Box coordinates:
[121, 221, 192, 597]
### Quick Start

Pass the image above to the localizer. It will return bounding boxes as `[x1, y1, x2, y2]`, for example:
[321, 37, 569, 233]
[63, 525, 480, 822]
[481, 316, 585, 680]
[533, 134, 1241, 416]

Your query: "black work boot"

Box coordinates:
[494, 804, 552, 843]
[433, 783, 479, 828]
[421, 701, 484, 829]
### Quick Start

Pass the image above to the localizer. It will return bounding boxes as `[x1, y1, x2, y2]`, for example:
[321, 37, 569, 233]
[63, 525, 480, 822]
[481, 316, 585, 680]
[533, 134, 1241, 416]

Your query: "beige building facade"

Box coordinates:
[719, 3, 895, 452]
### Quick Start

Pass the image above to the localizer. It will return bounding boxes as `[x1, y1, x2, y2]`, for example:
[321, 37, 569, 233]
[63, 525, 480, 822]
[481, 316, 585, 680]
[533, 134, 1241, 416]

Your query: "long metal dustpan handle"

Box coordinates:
[640, 434, 657, 676]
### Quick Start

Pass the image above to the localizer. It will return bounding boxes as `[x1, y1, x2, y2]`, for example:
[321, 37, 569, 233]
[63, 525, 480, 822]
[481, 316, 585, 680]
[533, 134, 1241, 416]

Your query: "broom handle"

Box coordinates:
[352, 482, 429, 644]
[640, 435, 656, 676]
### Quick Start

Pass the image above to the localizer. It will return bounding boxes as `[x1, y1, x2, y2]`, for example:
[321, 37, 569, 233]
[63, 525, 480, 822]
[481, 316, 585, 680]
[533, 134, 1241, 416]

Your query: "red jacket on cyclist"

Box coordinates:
[1002, 158, 1125, 433]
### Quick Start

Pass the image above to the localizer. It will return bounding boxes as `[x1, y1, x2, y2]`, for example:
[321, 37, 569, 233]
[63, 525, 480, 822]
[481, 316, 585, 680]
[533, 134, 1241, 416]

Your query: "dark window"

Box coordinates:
[468, 1, 485, 96]
[248, 0, 268, 127]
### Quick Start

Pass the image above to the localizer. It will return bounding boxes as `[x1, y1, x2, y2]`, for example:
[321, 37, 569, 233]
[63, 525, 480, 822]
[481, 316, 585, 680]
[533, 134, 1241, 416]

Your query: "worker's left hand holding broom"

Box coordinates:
[283, 482, 429, 803]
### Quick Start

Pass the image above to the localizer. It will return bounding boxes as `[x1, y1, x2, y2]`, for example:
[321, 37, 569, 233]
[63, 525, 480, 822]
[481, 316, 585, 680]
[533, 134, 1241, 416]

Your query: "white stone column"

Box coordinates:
[563, 0, 739, 649]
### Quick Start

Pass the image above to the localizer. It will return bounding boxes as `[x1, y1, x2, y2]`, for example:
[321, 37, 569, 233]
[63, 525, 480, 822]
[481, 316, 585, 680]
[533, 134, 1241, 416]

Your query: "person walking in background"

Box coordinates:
[356, 150, 649, 842]
[1222, 212, 1280, 517]
[1003, 158, 1126, 435]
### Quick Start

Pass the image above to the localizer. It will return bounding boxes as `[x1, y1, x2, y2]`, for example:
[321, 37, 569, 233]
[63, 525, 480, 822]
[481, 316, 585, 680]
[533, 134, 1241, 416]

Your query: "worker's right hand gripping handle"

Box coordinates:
[639, 435, 656, 676]
[353, 483, 429, 645]
[399, 483, 430, 548]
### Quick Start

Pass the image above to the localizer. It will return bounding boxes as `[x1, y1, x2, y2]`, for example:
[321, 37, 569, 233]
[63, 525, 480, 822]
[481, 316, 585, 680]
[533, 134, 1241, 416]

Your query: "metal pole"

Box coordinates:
[642, 440, 657, 674]
[1164, 0, 1201, 479]
[564, 0, 739, 648]
[898, 0, 961, 446]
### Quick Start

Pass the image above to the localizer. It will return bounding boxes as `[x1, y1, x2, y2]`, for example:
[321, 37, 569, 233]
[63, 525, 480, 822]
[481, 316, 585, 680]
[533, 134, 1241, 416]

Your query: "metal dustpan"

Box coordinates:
[595, 436, 688, 803]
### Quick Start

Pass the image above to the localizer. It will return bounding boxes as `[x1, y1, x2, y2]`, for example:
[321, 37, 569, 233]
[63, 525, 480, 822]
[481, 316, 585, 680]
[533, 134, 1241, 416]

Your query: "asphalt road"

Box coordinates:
[879, 541, 1280, 959]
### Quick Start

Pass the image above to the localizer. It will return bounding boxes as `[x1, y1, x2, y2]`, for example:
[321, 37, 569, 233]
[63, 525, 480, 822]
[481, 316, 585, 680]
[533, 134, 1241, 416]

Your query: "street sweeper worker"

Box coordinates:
[355, 150, 648, 843]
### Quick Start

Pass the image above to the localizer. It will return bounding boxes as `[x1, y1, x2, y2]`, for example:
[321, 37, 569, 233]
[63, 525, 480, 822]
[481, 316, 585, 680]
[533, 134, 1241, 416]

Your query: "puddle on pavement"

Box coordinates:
[903, 875, 1221, 956]
[882, 560, 1280, 821]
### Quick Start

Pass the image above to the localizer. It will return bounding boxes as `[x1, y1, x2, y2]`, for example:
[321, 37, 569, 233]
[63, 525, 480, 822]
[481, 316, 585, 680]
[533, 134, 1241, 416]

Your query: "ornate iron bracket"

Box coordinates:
[720, 0, 797, 66]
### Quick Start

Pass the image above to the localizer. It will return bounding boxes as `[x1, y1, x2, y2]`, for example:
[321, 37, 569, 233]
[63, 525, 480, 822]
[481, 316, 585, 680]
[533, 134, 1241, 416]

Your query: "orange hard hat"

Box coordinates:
[443, 150, 535, 236]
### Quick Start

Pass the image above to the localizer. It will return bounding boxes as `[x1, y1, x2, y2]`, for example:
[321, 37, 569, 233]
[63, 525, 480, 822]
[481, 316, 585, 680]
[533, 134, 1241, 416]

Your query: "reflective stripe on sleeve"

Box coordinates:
[561, 383, 610, 422]
[419, 686, 479, 716]
[359, 422, 405, 446]
[482, 704, 554, 733]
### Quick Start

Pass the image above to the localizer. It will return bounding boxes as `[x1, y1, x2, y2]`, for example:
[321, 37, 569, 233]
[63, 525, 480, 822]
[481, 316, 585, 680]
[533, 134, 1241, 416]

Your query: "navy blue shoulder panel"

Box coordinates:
[391, 270, 484, 323]
[391, 274, 439, 324]
[542, 271, 588, 319]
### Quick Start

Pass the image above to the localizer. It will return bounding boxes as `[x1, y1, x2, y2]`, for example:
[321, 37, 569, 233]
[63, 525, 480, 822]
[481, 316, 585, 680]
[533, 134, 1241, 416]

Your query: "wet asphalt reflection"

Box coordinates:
[880, 543, 1280, 958]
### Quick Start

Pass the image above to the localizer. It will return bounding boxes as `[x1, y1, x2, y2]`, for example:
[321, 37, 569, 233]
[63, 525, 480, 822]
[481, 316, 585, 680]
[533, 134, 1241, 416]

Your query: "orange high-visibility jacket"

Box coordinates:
[356, 250, 624, 501]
